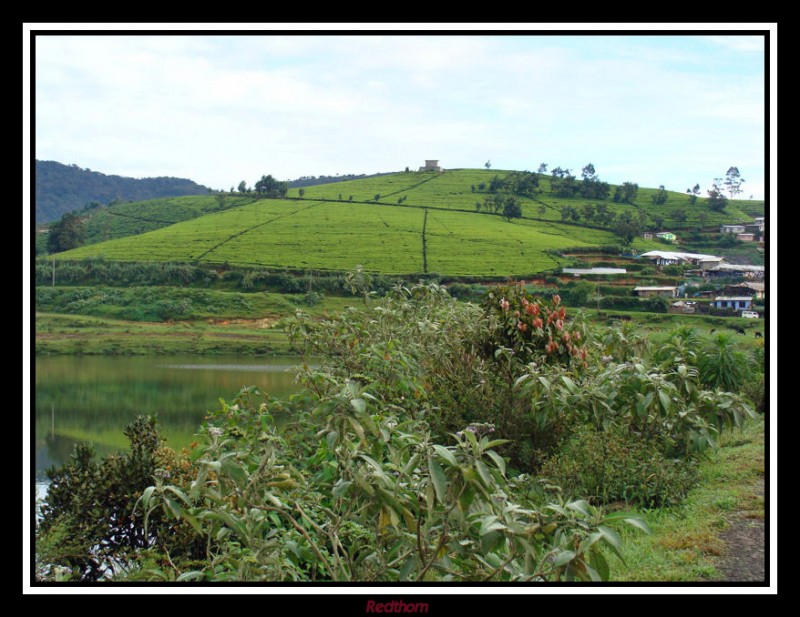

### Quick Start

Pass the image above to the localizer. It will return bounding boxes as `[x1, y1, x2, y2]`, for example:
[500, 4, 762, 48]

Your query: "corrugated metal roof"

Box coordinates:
[640, 251, 722, 261]
[562, 267, 627, 275]
[634, 286, 677, 291]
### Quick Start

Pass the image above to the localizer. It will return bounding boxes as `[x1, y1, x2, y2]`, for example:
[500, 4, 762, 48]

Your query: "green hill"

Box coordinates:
[80, 194, 262, 244]
[56, 168, 765, 276]
[35, 160, 212, 223]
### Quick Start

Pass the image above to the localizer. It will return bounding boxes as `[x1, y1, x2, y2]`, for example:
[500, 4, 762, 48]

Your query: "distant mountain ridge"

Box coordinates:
[35, 160, 211, 223]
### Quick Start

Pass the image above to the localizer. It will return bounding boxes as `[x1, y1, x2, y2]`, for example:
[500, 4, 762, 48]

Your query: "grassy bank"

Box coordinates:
[615, 415, 765, 582]
[35, 312, 295, 356]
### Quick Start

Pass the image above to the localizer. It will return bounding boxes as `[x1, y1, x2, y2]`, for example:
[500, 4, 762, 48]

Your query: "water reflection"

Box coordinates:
[35, 355, 303, 481]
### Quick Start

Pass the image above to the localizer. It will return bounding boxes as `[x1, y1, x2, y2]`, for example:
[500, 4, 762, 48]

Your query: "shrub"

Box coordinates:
[37, 416, 200, 581]
[132, 385, 646, 582]
[303, 291, 323, 306]
[540, 424, 698, 508]
[698, 333, 749, 392]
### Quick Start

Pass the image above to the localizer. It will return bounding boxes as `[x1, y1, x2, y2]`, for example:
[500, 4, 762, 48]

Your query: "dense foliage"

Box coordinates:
[36, 160, 210, 223]
[37, 282, 760, 582]
[47, 212, 86, 253]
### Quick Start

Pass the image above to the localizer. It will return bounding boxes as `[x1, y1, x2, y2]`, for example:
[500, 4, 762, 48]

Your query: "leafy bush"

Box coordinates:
[540, 424, 698, 508]
[698, 333, 749, 392]
[303, 291, 323, 306]
[132, 386, 646, 582]
[37, 416, 200, 581]
[40, 282, 760, 582]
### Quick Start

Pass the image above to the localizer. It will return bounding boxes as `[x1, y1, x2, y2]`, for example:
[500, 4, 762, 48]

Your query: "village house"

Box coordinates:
[656, 231, 677, 242]
[737, 232, 756, 242]
[723, 281, 765, 300]
[720, 224, 746, 234]
[713, 296, 753, 311]
[639, 250, 723, 268]
[668, 300, 697, 314]
[642, 232, 654, 240]
[706, 264, 765, 280]
[634, 286, 678, 298]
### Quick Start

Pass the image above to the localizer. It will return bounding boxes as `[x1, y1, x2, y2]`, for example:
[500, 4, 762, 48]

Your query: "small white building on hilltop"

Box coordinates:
[419, 160, 443, 172]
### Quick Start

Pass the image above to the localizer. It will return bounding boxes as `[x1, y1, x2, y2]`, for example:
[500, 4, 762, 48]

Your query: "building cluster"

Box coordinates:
[635, 250, 765, 317]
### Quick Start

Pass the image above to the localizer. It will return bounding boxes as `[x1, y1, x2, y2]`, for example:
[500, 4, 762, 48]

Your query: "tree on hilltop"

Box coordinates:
[254, 175, 288, 198]
[707, 179, 728, 212]
[652, 185, 668, 205]
[686, 183, 701, 204]
[723, 167, 745, 199]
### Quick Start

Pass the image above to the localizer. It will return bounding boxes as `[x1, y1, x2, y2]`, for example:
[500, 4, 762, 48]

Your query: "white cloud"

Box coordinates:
[33, 33, 767, 198]
[704, 35, 766, 53]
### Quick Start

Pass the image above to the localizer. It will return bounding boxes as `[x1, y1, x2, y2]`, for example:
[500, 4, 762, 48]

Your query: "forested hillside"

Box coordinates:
[35, 160, 211, 222]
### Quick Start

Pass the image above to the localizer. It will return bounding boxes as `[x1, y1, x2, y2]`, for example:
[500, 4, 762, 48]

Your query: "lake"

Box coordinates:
[34, 355, 304, 493]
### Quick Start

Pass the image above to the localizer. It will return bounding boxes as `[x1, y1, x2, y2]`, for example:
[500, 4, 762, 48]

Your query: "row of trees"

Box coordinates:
[475, 195, 522, 220]
[686, 167, 745, 212]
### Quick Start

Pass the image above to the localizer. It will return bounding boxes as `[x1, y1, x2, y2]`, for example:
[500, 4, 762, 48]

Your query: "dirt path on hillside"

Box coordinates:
[714, 476, 766, 582]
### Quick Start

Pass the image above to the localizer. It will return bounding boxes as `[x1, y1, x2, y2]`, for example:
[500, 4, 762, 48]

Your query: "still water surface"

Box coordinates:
[34, 355, 304, 489]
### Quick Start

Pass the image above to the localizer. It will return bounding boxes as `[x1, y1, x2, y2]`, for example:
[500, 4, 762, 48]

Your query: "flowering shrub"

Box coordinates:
[482, 284, 589, 368]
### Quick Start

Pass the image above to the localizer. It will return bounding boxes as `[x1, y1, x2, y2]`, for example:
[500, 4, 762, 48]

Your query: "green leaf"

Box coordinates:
[347, 416, 366, 441]
[399, 556, 417, 581]
[332, 479, 352, 499]
[359, 454, 390, 484]
[354, 470, 375, 496]
[566, 499, 592, 517]
[165, 486, 192, 506]
[622, 517, 651, 534]
[432, 444, 458, 467]
[176, 571, 205, 582]
[216, 527, 231, 541]
[561, 376, 577, 393]
[538, 376, 551, 389]
[658, 390, 671, 413]
[221, 459, 247, 485]
[514, 373, 531, 388]
[590, 550, 610, 581]
[350, 398, 366, 414]
[485, 450, 506, 476]
[598, 525, 626, 564]
[164, 496, 183, 520]
[326, 430, 338, 451]
[583, 560, 603, 582]
[403, 452, 421, 475]
[479, 516, 507, 536]
[181, 512, 202, 534]
[428, 457, 447, 503]
[551, 549, 576, 567]
[140, 485, 155, 509]
[475, 460, 493, 487]
[545, 504, 568, 517]
[606, 512, 653, 536]
[482, 438, 511, 450]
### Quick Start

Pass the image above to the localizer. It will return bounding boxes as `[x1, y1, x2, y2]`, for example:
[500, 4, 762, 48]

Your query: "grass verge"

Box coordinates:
[614, 415, 765, 582]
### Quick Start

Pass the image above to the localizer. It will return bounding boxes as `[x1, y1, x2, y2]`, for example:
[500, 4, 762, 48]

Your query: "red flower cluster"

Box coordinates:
[486, 284, 589, 367]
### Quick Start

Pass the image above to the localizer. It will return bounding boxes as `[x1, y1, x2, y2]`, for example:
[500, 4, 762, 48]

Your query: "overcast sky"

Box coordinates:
[31, 28, 769, 199]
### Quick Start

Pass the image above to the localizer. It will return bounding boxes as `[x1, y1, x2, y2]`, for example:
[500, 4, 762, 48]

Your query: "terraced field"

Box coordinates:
[59, 194, 643, 275]
[83, 194, 261, 244]
[56, 168, 764, 276]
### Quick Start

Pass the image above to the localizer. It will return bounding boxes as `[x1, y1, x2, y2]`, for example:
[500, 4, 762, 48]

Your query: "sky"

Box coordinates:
[30, 27, 770, 199]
